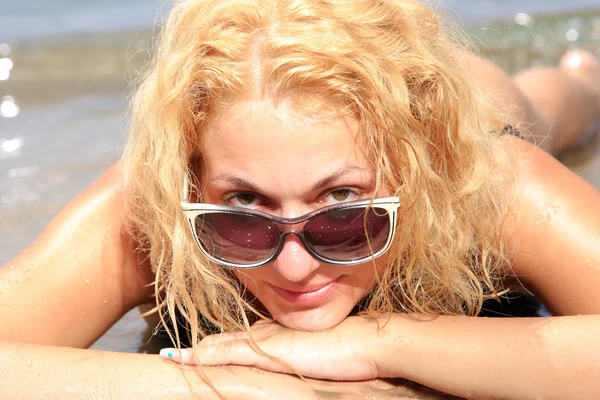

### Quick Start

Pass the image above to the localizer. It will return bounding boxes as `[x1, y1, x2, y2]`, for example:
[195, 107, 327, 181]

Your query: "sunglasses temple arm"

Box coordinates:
[183, 174, 190, 203]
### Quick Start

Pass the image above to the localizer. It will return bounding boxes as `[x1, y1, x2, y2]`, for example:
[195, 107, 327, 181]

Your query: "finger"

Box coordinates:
[252, 318, 277, 327]
[160, 340, 292, 373]
[199, 322, 279, 347]
[159, 348, 198, 365]
[199, 331, 246, 347]
[200, 340, 291, 372]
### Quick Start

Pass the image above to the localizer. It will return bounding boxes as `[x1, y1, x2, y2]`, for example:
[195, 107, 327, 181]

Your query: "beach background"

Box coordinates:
[1, 0, 599, 353]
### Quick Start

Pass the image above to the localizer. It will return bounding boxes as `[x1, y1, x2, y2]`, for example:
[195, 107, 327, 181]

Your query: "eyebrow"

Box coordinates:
[210, 175, 260, 191]
[210, 165, 371, 193]
[311, 166, 371, 191]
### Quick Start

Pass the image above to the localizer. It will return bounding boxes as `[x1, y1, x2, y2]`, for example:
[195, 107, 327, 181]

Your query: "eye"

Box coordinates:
[226, 192, 260, 208]
[325, 188, 360, 204]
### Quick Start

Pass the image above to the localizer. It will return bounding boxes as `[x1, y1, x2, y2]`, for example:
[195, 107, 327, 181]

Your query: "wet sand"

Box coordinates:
[1, 10, 599, 355]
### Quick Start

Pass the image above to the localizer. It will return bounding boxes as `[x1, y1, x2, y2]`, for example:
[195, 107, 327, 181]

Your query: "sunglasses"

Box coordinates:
[181, 176, 400, 268]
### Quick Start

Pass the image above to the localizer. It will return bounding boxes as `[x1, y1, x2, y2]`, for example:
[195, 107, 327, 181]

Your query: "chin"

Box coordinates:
[270, 305, 351, 331]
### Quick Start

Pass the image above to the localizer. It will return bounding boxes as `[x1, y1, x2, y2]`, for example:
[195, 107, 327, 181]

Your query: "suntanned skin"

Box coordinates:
[1, 340, 430, 400]
[0, 165, 154, 348]
[1, 50, 599, 399]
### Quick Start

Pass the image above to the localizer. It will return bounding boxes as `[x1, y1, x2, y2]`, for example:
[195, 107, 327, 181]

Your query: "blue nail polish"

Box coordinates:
[160, 348, 176, 359]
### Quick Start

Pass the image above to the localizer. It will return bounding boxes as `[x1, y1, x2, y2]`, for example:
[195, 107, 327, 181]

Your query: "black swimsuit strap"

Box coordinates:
[499, 124, 522, 138]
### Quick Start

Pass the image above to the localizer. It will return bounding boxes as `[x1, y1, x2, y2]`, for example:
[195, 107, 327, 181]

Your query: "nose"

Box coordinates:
[271, 233, 321, 282]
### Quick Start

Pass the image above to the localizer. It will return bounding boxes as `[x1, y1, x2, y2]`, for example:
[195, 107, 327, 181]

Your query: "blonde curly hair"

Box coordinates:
[123, 0, 514, 347]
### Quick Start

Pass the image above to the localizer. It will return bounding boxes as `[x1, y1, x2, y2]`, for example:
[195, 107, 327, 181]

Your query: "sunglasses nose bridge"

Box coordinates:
[272, 220, 310, 253]
[274, 219, 308, 235]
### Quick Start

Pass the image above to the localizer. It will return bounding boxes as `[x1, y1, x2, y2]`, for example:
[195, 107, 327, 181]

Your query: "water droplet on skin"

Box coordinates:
[8, 265, 15, 269]
[3, 300, 11, 307]
[103, 299, 108, 305]
[22, 268, 29, 273]
[535, 203, 563, 224]
[26, 359, 32, 367]
[85, 279, 90, 284]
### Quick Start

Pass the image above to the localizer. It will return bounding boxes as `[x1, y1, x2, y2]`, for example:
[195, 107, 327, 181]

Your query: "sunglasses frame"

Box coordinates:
[181, 175, 400, 268]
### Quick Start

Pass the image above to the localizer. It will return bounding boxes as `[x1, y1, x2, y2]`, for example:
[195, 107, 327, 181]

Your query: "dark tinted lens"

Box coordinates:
[194, 212, 280, 265]
[303, 206, 390, 262]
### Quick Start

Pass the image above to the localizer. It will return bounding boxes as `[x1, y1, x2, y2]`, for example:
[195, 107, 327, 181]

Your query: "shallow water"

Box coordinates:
[1, 3, 600, 353]
[2, 0, 600, 40]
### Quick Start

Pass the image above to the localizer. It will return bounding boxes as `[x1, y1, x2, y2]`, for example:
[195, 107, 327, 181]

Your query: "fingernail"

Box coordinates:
[159, 348, 176, 360]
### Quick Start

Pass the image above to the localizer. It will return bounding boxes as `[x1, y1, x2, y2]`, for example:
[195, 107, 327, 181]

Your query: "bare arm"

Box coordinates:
[0, 341, 210, 400]
[502, 137, 600, 314]
[0, 340, 446, 400]
[0, 164, 154, 347]
[374, 314, 600, 399]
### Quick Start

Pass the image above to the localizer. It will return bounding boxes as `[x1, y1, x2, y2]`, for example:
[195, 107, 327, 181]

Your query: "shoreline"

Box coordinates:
[1, 28, 155, 108]
[2, 8, 599, 108]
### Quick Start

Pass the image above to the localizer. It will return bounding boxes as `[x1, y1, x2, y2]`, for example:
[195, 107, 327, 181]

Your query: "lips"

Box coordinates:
[269, 277, 342, 305]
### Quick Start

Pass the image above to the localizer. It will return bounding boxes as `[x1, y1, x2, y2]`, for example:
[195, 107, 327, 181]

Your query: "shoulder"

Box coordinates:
[500, 135, 598, 217]
[32, 162, 154, 308]
[499, 136, 600, 315]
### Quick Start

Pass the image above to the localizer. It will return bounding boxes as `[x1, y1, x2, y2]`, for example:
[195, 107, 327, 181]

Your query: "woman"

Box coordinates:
[1, 0, 600, 399]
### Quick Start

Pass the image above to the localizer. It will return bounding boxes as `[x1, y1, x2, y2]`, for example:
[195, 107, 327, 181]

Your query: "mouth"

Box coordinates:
[269, 277, 342, 305]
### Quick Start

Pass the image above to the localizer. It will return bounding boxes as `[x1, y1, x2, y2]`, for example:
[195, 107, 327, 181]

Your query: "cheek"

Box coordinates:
[346, 256, 391, 296]
[347, 263, 378, 289]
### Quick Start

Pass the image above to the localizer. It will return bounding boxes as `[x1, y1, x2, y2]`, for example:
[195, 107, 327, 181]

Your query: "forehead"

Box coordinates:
[197, 99, 373, 193]
[201, 99, 360, 153]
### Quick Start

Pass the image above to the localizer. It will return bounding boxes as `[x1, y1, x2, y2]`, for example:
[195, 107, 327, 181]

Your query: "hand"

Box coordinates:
[160, 317, 385, 381]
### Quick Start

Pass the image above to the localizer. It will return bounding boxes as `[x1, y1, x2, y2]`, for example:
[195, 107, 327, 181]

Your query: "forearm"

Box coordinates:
[0, 340, 222, 400]
[1, 341, 443, 400]
[377, 314, 600, 400]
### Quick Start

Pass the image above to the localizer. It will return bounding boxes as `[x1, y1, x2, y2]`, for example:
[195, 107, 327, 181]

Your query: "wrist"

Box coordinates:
[372, 313, 422, 380]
